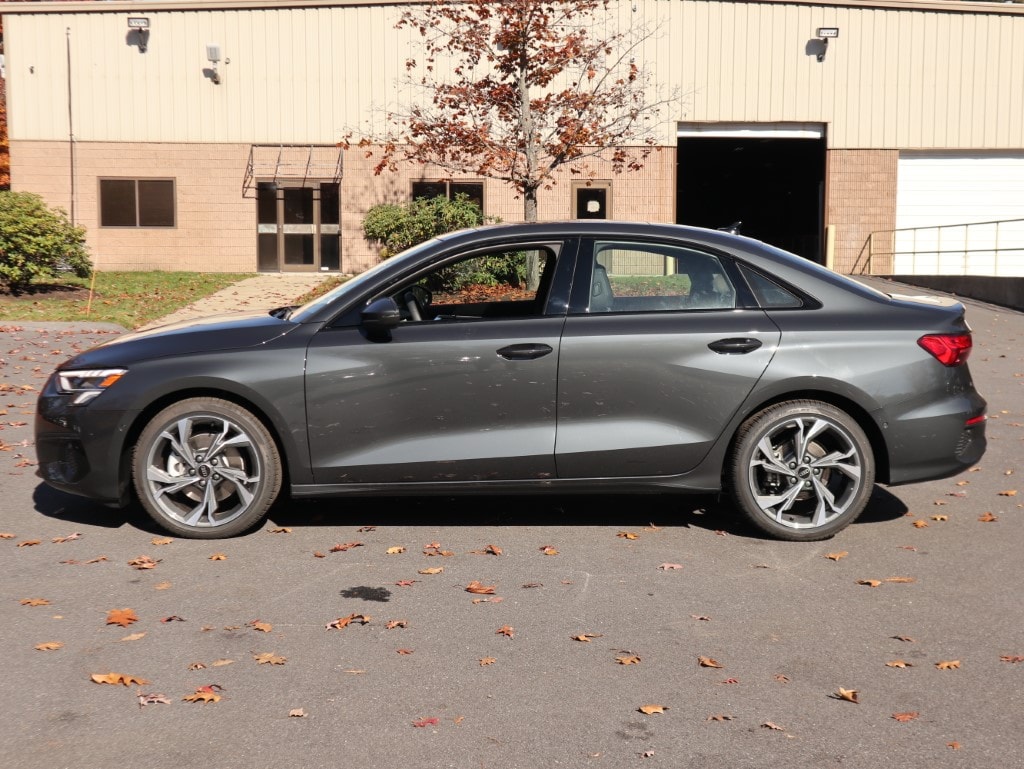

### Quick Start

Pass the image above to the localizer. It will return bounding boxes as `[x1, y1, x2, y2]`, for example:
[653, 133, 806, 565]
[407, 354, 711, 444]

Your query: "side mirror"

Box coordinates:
[361, 297, 402, 334]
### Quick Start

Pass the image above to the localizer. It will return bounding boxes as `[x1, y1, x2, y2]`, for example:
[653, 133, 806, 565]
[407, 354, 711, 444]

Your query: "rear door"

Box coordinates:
[555, 238, 780, 478]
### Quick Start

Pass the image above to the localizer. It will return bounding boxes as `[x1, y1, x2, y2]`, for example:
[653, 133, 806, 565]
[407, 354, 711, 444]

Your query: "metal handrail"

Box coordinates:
[863, 217, 1024, 276]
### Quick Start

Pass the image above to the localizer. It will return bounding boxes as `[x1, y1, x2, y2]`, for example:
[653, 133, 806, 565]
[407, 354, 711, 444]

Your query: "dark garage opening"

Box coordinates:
[676, 136, 826, 263]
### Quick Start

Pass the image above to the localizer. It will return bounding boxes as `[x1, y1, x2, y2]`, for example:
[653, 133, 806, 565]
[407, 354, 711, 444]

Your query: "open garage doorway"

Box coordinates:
[677, 125, 826, 263]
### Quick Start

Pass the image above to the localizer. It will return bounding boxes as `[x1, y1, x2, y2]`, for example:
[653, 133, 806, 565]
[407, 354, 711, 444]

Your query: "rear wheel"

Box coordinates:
[730, 400, 874, 541]
[132, 398, 281, 538]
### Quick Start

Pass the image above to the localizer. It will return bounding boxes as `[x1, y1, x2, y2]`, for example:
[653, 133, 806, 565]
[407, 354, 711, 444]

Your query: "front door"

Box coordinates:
[257, 182, 341, 272]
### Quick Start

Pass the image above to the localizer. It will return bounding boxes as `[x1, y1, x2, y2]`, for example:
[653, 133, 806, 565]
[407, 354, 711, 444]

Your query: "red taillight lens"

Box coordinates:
[918, 333, 972, 366]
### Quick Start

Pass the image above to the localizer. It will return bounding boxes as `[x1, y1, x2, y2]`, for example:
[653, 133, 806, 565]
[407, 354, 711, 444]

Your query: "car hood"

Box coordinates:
[58, 310, 301, 369]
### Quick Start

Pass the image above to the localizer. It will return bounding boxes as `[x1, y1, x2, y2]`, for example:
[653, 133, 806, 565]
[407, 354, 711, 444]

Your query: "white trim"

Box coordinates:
[677, 122, 826, 140]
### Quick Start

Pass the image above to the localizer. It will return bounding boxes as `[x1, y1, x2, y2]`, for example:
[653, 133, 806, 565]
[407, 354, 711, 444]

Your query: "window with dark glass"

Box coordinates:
[99, 179, 175, 228]
[411, 180, 484, 210]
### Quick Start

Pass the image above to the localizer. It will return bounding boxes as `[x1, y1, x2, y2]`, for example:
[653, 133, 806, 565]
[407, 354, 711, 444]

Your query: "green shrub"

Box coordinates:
[0, 191, 92, 294]
[362, 193, 487, 259]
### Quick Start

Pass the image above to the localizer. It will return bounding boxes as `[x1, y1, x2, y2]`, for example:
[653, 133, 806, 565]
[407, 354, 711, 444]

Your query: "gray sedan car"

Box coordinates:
[35, 221, 986, 540]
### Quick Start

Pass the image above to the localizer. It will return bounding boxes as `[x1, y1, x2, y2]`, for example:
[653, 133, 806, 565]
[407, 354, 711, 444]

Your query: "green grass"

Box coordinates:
[0, 272, 250, 328]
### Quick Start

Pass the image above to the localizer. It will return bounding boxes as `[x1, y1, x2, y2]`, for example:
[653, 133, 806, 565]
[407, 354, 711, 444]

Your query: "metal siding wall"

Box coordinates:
[5, 2, 1024, 149]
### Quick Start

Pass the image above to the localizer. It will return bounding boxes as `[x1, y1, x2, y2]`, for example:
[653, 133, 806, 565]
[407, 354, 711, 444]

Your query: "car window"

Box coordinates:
[737, 264, 805, 309]
[393, 246, 559, 321]
[581, 241, 736, 313]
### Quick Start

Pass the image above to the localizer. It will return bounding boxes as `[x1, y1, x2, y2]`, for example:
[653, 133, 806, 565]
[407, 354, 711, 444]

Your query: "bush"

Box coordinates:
[362, 193, 487, 259]
[0, 191, 92, 294]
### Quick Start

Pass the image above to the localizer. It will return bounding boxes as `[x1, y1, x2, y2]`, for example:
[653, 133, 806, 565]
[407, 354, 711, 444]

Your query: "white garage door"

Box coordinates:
[895, 152, 1024, 276]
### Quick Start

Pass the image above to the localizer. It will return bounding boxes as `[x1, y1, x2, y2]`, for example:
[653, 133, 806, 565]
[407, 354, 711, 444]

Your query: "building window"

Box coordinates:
[411, 180, 484, 210]
[99, 179, 176, 227]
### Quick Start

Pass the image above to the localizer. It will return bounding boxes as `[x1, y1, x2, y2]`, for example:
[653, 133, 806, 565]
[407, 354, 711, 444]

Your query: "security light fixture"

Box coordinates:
[128, 17, 150, 53]
[206, 44, 222, 84]
[814, 27, 839, 62]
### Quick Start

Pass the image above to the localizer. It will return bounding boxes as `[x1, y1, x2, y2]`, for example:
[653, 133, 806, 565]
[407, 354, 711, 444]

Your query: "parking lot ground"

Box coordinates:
[1, 285, 1022, 769]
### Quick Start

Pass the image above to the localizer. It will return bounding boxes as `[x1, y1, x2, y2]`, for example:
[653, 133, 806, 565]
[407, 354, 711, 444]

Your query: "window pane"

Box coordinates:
[258, 233, 278, 271]
[283, 233, 315, 266]
[99, 180, 137, 227]
[411, 181, 447, 200]
[138, 180, 175, 227]
[320, 183, 340, 225]
[450, 182, 484, 209]
[739, 265, 803, 308]
[283, 188, 313, 225]
[257, 183, 278, 224]
[320, 234, 340, 271]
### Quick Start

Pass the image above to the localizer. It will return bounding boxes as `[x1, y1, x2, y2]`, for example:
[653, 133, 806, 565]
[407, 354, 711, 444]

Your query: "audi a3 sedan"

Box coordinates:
[35, 221, 986, 540]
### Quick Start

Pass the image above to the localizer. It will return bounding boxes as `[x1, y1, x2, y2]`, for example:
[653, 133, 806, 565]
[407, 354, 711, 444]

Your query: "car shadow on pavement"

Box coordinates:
[32, 483, 164, 535]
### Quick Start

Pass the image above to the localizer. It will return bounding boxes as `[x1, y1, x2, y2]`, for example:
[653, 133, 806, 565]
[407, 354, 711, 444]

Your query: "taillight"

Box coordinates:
[918, 333, 972, 366]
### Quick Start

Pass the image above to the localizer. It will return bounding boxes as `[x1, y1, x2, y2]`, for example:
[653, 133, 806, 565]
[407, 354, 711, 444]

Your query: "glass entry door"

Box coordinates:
[257, 182, 340, 272]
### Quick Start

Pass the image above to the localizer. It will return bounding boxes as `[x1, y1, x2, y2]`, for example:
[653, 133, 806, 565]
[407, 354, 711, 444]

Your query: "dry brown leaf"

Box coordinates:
[471, 596, 504, 604]
[572, 633, 603, 642]
[885, 576, 917, 583]
[465, 580, 496, 595]
[254, 652, 286, 665]
[268, 527, 292, 534]
[418, 567, 444, 575]
[0, 533, 15, 539]
[249, 620, 273, 633]
[691, 614, 712, 621]
[892, 711, 919, 722]
[151, 537, 173, 546]
[154, 581, 172, 591]
[886, 660, 914, 668]
[471, 544, 503, 556]
[931, 515, 949, 522]
[479, 657, 497, 666]
[120, 632, 146, 642]
[979, 512, 998, 522]
[386, 620, 408, 630]
[912, 520, 929, 528]
[51, 532, 83, 543]
[329, 542, 363, 552]
[892, 634, 916, 643]
[856, 579, 882, 587]
[395, 579, 418, 587]
[947, 741, 962, 750]
[774, 674, 791, 683]
[188, 662, 207, 671]
[698, 656, 723, 668]
[836, 687, 859, 703]
[616, 655, 642, 665]
[539, 545, 559, 555]
[326, 613, 371, 630]
[998, 490, 1018, 496]
[761, 721, 785, 731]
[396, 648, 414, 655]
[617, 531, 639, 540]
[638, 705, 668, 715]
[34, 641, 63, 651]
[412, 716, 438, 728]
[106, 608, 138, 627]
[496, 625, 515, 638]
[183, 685, 222, 703]
[209, 553, 228, 560]
[137, 693, 171, 707]
[825, 551, 848, 561]
[386, 546, 406, 554]
[211, 659, 234, 667]
[288, 708, 307, 717]
[17, 540, 41, 547]
[1000, 654, 1024, 663]
[658, 563, 683, 570]
[706, 714, 734, 722]
[91, 672, 150, 686]
[20, 597, 50, 606]
[935, 660, 961, 670]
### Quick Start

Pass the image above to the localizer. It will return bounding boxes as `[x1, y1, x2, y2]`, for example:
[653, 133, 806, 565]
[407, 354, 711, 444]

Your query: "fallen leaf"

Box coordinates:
[658, 563, 683, 570]
[886, 660, 914, 668]
[329, 542, 363, 552]
[313, 552, 326, 558]
[188, 662, 206, 671]
[386, 620, 408, 630]
[892, 635, 916, 643]
[91, 672, 149, 686]
[572, 633, 603, 642]
[616, 655, 642, 665]
[856, 579, 882, 587]
[288, 708, 307, 717]
[979, 512, 998, 522]
[249, 620, 273, 633]
[20, 598, 50, 606]
[51, 532, 83, 543]
[268, 527, 292, 534]
[137, 693, 171, 707]
[471, 596, 504, 604]
[211, 659, 234, 667]
[128, 555, 161, 570]
[154, 581, 172, 591]
[151, 537, 173, 545]
[326, 613, 371, 630]
[691, 614, 712, 622]
[34, 641, 63, 651]
[395, 579, 418, 587]
[836, 687, 859, 703]
[698, 656, 723, 668]
[412, 716, 439, 728]
[912, 520, 929, 528]
[706, 714, 734, 722]
[522, 582, 544, 588]
[892, 711, 919, 722]
[935, 660, 960, 670]
[496, 625, 514, 638]
[17, 540, 41, 547]
[638, 705, 668, 715]
[825, 551, 848, 561]
[479, 657, 497, 666]
[386, 546, 406, 554]
[947, 741, 962, 750]
[356, 526, 376, 533]
[885, 576, 917, 583]
[539, 545, 559, 555]
[761, 721, 785, 731]
[998, 490, 1017, 497]
[0, 533, 15, 539]
[106, 608, 138, 627]
[396, 648, 414, 655]
[120, 632, 146, 642]
[471, 544, 502, 556]
[931, 514, 949, 522]
[617, 531, 639, 540]
[253, 652, 286, 665]
[161, 615, 185, 623]
[418, 567, 444, 575]
[465, 580, 496, 595]
[1000, 654, 1024, 664]
[183, 685, 223, 703]
[209, 553, 227, 560]
[774, 674, 791, 683]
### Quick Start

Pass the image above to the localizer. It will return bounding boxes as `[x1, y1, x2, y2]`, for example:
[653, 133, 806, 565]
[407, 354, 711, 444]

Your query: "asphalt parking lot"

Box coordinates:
[1, 281, 1021, 769]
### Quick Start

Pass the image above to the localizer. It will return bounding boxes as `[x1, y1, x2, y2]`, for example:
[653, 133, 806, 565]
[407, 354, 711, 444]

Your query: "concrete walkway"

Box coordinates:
[141, 273, 336, 329]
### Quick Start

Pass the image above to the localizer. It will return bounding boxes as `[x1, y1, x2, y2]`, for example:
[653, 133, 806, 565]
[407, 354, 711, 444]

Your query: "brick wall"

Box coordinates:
[825, 149, 898, 275]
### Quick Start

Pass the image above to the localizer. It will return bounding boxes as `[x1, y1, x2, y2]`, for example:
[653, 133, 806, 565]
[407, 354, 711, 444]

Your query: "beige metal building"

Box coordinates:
[3, 0, 1024, 276]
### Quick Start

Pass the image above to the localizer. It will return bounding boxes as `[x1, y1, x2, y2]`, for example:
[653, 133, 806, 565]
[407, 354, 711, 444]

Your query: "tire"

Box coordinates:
[132, 398, 282, 538]
[729, 400, 875, 541]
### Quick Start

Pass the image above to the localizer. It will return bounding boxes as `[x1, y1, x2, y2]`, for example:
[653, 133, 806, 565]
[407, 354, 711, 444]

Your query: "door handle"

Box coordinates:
[497, 343, 554, 361]
[708, 338, 763, 355]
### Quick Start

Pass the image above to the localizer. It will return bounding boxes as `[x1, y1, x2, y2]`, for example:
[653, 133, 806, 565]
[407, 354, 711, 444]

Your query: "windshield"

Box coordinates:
[288, 237, 443, 322]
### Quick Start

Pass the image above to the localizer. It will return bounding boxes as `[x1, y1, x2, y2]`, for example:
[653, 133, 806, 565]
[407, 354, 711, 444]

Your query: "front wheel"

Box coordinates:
[730, 400, 875, 541]
[132, 398, 281, 538]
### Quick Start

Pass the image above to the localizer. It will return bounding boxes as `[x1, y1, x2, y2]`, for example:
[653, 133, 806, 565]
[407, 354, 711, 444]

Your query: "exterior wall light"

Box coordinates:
[814, 27, 839, 62]
[206, 44, 222, 84]
[127, 17, 150, 53]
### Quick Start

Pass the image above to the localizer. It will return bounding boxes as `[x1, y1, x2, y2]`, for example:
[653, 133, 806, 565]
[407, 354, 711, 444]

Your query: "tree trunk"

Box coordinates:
[524, 183, 540, 289]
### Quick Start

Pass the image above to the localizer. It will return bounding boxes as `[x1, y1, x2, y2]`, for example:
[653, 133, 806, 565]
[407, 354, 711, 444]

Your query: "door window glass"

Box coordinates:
[581, 241, 736, 313]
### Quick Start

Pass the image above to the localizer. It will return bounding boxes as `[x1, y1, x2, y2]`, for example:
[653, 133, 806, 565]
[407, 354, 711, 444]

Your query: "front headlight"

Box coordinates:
[56, 369, 127, 405]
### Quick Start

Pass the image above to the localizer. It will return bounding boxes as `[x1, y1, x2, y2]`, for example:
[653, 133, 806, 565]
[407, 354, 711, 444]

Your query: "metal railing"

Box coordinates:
[862, 217, 1024, 277]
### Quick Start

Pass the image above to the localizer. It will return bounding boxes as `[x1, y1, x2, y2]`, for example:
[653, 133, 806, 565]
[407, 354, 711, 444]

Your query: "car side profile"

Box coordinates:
[35, 221, 986, 540]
